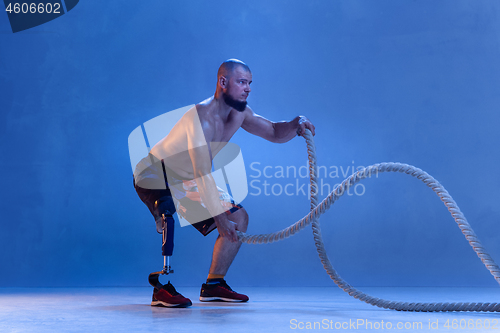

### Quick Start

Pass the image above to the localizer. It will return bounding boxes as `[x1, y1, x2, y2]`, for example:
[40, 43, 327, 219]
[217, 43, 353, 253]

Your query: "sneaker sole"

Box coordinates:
[199, 296, 248, 302]
[151, 300, 192, 308]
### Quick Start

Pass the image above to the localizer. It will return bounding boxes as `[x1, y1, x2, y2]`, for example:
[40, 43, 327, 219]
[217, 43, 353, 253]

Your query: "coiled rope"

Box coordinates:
[236, 129, 500, 312]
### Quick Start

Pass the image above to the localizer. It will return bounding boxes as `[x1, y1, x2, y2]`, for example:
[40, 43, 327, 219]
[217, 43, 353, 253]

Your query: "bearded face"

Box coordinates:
[222, 85, 247, 112]
[221, 66, 251, 112]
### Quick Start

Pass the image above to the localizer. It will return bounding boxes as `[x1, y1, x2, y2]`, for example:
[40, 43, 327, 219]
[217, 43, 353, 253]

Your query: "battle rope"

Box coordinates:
[236, 129, 500, 312]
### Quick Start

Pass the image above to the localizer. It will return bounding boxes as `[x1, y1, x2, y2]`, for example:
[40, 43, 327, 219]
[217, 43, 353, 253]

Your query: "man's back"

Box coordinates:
[149, 99, 246, 179]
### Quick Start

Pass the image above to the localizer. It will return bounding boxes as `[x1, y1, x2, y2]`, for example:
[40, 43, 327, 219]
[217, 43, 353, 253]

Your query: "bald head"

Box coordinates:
[217, 59, 251, 80]
[215, 59, 252, 111]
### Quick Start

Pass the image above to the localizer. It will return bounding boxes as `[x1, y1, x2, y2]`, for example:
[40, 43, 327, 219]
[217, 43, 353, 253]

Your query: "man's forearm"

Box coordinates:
[272, 116, 301, 143]
[194, 173, 226, 218]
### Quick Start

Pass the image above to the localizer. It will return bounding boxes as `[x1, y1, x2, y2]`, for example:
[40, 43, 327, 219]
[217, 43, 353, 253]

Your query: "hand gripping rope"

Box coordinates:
[236, 129, 500, 312]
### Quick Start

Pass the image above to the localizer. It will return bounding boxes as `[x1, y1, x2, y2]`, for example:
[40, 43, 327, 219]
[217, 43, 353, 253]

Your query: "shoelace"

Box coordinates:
[219, 281, 235, 292]
[163, 282, 181, 296]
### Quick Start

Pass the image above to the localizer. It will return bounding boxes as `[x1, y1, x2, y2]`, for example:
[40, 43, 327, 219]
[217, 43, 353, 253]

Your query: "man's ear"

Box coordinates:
[219, 75, 228, 89]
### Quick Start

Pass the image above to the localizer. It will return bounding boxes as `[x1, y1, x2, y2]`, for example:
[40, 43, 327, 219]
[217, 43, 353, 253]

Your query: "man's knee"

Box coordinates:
[234, 208, 248, 232]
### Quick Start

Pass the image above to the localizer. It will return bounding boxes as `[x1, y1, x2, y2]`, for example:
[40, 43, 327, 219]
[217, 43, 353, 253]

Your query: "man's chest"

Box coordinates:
[213, 111, 245, 143]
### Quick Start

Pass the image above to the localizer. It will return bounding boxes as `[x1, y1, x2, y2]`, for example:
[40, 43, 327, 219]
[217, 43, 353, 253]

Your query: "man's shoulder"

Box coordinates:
[195, 96, 213, 114]
[193, 103, 212, 125]
[239, 105, 255, 122]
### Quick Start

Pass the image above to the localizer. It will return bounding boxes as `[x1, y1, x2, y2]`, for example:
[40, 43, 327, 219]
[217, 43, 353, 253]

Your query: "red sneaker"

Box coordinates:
[151, 281, 192, 308]
[199, 280, 249, 302]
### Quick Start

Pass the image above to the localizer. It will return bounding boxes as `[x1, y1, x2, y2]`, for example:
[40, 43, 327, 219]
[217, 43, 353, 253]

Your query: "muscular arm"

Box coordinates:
[186, 111, 238, 241]
[241, 106, 315, 143]
[186, 115, 225, 217]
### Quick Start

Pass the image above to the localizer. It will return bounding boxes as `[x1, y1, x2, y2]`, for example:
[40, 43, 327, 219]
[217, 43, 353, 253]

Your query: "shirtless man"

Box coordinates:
[133, 59, 315, 307]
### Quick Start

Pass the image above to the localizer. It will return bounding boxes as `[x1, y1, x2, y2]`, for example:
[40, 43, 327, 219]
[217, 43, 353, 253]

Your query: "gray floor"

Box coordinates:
[1, 286, 499, 332]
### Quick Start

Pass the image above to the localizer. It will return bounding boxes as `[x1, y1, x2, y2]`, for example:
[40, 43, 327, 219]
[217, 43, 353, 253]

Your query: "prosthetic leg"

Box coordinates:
[148, 212, 175, 290]
[148, 200, 191, 307]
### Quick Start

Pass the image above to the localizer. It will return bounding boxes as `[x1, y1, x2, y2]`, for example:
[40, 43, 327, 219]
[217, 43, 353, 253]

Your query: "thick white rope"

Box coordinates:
[237, 129, 500, 312]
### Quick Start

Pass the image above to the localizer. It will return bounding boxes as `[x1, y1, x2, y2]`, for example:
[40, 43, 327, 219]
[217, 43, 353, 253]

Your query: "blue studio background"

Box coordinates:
[1, 0, 499, 288]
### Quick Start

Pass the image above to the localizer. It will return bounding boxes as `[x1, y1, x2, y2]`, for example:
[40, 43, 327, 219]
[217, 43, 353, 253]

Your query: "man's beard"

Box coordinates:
[223, 91, 247, 112]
